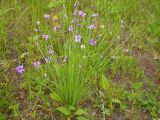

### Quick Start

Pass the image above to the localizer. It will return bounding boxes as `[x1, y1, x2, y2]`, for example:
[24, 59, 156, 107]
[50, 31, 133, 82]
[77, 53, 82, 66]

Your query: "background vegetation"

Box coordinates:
[0, 0, 160, 119]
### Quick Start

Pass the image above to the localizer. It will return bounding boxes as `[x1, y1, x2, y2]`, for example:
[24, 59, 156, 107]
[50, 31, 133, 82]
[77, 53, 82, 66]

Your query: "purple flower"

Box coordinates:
[44, 57, 51, 63]
[88, 24, 96, 30]
[90, 39, 96, 46]
[68, 25, 73, 32]
[16, 65, 25, 73]
[33, 61, 41, 68]
[78, 11, 86, 17]
[75, 34, 82, 42]
[44, 14, 50, 19]
[42, 34, 49, 41]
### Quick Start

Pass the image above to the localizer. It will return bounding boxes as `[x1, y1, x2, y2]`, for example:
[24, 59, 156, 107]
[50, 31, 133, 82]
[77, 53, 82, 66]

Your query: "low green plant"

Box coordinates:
[111, 55, 144, 80]
[55, 105, 88, 120]
[0, 81, 19, 119]
[92, 74, 126, 118]
[1, 0, 160, 119]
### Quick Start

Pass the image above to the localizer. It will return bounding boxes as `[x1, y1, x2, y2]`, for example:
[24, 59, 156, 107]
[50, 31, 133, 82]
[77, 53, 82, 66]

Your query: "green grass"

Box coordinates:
[0, 0, 160, 119]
